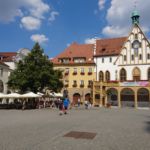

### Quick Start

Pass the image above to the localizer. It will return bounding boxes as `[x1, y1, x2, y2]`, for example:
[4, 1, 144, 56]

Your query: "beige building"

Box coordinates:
[93, 11, 150, 108]
[52, 42, 95, 103]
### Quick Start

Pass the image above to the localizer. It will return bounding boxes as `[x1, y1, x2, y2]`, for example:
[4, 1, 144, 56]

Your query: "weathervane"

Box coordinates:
[134, 0, 137, 10]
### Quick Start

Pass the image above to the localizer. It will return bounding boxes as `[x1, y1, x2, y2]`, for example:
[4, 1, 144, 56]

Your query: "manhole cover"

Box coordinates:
[63, 131, 97, 140]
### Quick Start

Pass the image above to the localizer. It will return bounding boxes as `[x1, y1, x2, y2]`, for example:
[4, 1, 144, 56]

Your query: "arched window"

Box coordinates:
[99, 71, 104, 82]
[148, 68, 150, 80]
[120, 68, 126, 82]
[133, 67, 141, 81]
[105, 71, 110, 82]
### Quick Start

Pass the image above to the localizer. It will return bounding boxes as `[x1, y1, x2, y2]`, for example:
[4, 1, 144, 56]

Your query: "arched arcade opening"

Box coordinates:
[121, 88, 135, 107]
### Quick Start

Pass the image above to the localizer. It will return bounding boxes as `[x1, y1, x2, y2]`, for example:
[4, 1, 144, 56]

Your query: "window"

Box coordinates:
[88, 80, 92, 88]
[148, 68, 150, 80]
[0, 68, 3, 77]
[80, 80, 84, 87]
[65, 68, 69, 75]
[102, 58, 104, 63]
[131, 55, 134, 61]
[105, 71, 110, 82]
[124, 55, 127, 61]
[72, 80, 77, 87]
[147, 54, 150, 59]
[99, 71, 104, 82]
[88, 68, 92, 75]
[120, 68, 126, 82]
[133, 67, 141, 81]
[110, 57, 112, 62]
[134, 34, 138, 39]
[73, 68, 77, 75]
[139, 54, 142, 60]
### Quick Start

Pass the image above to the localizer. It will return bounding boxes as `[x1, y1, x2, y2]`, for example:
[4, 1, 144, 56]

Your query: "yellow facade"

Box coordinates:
[54, 63, 96, 103]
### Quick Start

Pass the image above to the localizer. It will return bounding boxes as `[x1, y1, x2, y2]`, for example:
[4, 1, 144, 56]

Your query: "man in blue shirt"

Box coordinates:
[63, 97, 70, 114]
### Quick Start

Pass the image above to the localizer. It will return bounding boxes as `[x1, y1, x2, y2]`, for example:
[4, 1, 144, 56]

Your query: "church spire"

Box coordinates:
[131, 1, 140, 25]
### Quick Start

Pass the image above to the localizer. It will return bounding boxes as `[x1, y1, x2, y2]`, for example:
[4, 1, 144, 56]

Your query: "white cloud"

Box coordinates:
[98, 0, 106, 10]
[49, 11, 59, 22]
[102, 0, 150, 37]
[0, 0, 54, 31]
[20, 16, 41, 30]
[85, 38, 96, 44]
[31, 34, 49, 44]
[0, 0, 50, 22]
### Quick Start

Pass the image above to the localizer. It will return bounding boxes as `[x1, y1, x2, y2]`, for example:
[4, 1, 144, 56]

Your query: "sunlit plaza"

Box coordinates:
[0, 107, 150, 150]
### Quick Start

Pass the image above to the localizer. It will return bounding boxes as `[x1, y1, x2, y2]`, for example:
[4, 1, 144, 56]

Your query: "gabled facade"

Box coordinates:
[93, 11, 150, 108]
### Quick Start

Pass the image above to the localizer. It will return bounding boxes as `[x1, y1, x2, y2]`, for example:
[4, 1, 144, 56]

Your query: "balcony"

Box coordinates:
[80, 84, 84, 88]
[73, 72, 77, 75]
[87, 84, 92, 88]
[64, 84, 69, 87]
[80, 72, 85, 75]
[64, 72, 69, 76]
[72, 84, 77, 87]
[88, 72, 92, 75]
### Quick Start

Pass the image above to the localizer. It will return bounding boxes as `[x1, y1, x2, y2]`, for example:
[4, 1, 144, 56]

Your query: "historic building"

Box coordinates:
[0, 48, 30, 93]
[93, 10, 150, 108]
[0, 61, 11, 93]
[52, 42, 95, 103]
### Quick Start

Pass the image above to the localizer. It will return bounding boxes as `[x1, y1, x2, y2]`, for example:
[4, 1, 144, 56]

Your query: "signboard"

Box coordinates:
[120, 81, 150, 87]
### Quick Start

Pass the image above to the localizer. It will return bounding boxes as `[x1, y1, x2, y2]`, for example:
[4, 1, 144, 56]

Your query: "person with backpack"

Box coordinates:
[63, 96, 70, 114]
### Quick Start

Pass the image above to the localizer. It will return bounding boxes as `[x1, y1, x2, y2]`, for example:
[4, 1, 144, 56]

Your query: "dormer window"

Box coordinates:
[102, 48, 106, 51]
[74, 57, 86, 63]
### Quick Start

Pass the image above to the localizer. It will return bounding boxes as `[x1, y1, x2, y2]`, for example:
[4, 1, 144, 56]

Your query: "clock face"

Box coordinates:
[132, 40, 140, 49]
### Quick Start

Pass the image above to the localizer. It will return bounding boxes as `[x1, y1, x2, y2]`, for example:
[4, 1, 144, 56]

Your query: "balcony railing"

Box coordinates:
[88, 72, 92, 75]
[73, 72, 77, 75]
[80, 84, 84, 88]
[64, 72, 69, 76]
[72, 84, 77, 87]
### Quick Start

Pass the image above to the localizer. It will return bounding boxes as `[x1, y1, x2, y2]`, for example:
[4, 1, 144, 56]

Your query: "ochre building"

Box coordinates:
[52, 42, 95, 103]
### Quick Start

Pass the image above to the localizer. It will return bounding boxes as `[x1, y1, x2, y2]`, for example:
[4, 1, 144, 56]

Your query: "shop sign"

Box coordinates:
[120, 81, 150, 87]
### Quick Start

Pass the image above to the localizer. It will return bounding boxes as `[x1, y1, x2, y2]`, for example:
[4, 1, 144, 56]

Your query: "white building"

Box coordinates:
[93, 10, 150, 108]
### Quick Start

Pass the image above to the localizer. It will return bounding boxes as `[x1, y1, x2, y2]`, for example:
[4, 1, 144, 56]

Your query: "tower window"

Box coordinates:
[102, 58, 104, 63]
[124, 55, 127, 61]
[131, 55, 134, 61]
[139, 54, 142, 60]
[110, 57, 112, 62]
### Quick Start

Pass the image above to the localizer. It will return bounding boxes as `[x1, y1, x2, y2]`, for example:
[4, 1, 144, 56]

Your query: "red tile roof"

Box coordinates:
[0, 52, 17, 62]
[51, 42, 95, 65]
[95, 37, 127, 57]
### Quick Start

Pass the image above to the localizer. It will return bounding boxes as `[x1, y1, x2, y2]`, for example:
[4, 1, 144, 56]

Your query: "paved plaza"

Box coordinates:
[0, 107, 150, 150]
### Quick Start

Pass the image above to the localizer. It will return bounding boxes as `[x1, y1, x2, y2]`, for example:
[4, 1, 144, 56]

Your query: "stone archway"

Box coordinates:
[138, 88, 150, 107]
[85, 93, 91, 103]
[121, 88, 135, 107]
[73, 93, 81, 104]
[106, 88, 118, 106]
[0, 80, 4, 93]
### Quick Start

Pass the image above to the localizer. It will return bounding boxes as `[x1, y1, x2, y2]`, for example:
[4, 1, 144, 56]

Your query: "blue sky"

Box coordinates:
[0, 0, 150, 58]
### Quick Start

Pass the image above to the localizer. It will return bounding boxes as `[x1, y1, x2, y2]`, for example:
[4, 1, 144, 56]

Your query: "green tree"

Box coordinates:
[8, 43, 63, 93]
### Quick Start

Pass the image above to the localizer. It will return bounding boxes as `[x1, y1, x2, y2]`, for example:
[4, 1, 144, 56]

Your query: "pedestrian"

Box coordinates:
[77, 98, 81, 107]
[84, 100, 88, 109]
[58, 99, 63, 115]
[63, 96, 70, 114]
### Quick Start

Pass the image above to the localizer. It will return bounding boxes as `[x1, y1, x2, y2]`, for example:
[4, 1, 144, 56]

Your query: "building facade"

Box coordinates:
[93, 11, 150, 108]
[0, 62, 11, 93]
[52, 42, 95, 103]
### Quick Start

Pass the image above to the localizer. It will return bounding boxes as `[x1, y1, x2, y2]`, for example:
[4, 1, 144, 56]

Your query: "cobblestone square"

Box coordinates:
[0, 108, 150, 150]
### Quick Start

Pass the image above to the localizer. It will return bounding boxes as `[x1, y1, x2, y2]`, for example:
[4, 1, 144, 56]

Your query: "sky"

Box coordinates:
[0, 0, 150, 58]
